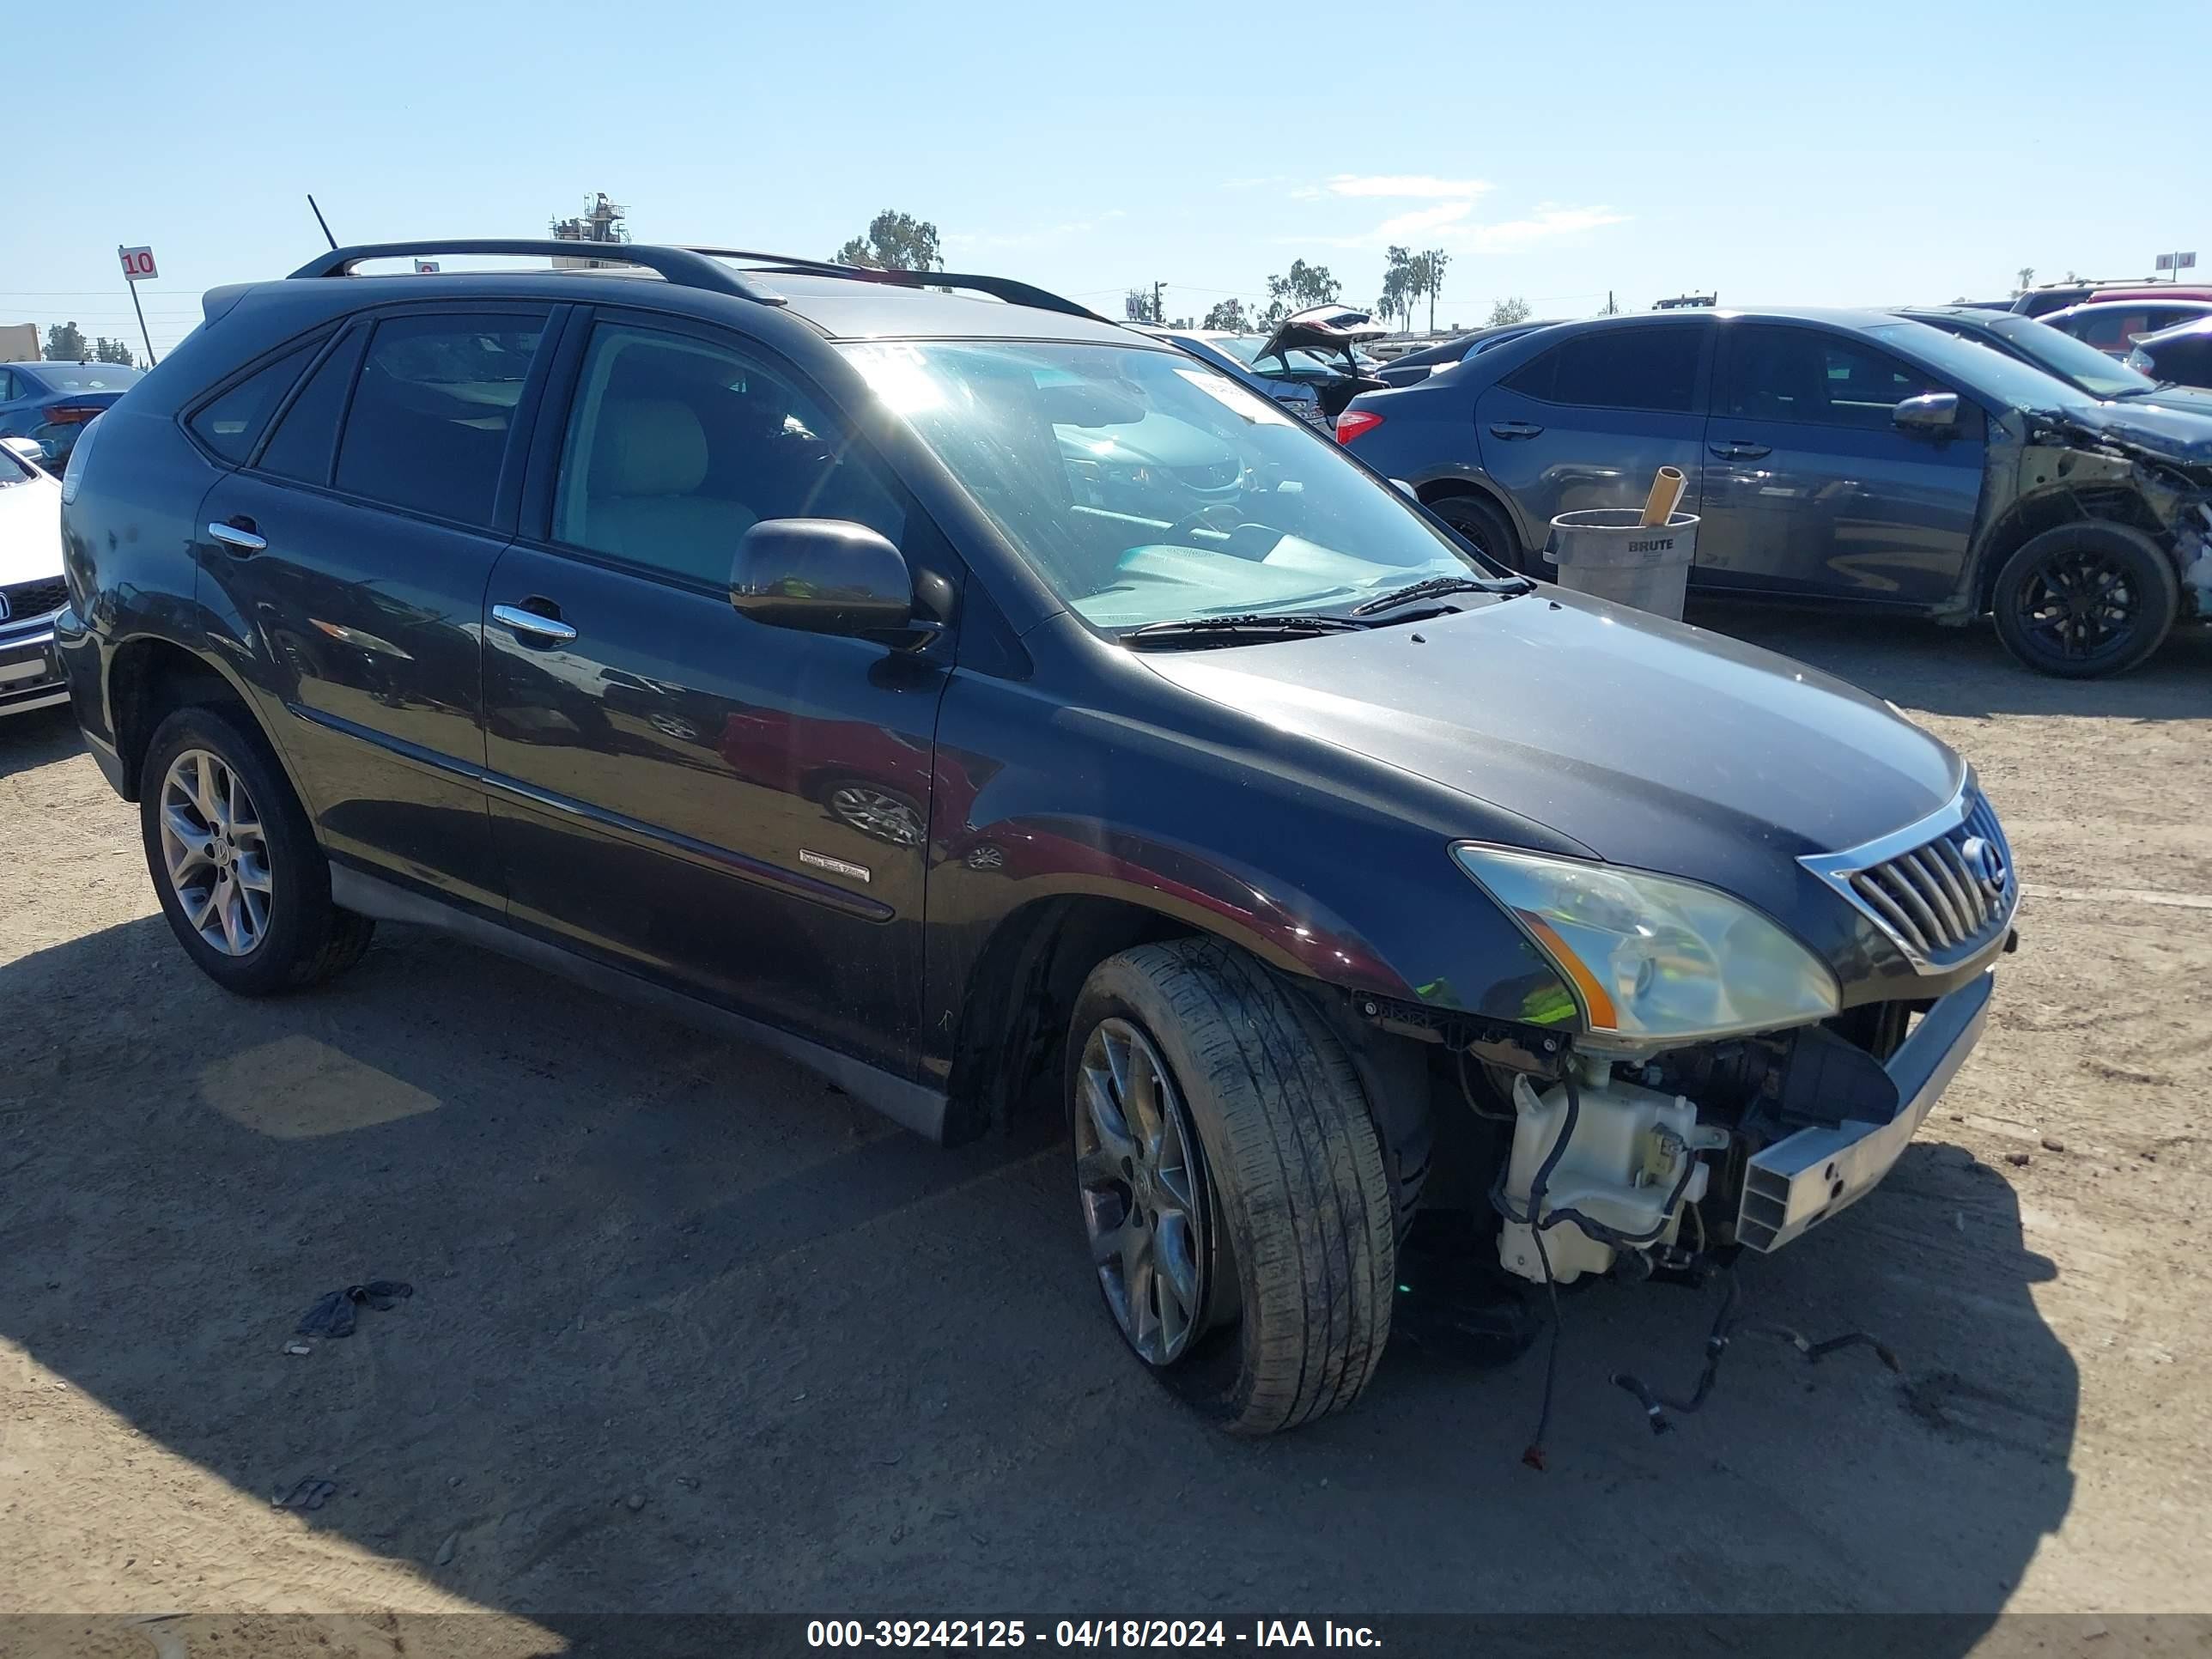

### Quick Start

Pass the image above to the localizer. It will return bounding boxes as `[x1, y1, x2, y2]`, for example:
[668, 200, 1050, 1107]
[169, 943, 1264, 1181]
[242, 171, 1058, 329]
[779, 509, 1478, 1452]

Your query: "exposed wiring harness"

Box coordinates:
[1609, 1271, 1900, 1436]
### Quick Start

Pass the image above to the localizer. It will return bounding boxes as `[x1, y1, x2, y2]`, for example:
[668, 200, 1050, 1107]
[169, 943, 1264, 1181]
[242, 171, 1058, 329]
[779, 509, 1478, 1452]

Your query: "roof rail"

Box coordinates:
[287, 240, 783, 305]
[683, 247, 1108, 322]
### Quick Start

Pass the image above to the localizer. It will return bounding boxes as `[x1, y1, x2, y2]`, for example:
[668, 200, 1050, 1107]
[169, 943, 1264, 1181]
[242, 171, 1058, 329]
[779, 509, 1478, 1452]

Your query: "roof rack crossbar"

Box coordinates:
[681, 247, 1107, 322]
[287, 240, 783, 304]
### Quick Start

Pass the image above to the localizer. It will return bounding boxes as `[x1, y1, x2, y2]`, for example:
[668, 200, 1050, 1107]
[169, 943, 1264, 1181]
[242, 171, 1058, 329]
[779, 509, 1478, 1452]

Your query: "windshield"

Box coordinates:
[841, 339, 1491, 632]
[27, 363, 141, 392]
[1865, 322, 2091, 412]
[1989, 319, 2159, 399]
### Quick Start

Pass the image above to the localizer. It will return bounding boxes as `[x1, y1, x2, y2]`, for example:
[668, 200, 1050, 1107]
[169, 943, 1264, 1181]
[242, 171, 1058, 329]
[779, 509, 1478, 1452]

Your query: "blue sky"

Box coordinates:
[6, 0, 2208, 357]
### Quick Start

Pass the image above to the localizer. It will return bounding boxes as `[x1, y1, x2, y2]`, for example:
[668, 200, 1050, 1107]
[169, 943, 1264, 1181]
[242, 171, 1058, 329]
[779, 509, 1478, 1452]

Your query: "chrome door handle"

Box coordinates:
[207, 520, 266, 554]
[1489, 420, 1545, 440]
[492, 603, 578, 644]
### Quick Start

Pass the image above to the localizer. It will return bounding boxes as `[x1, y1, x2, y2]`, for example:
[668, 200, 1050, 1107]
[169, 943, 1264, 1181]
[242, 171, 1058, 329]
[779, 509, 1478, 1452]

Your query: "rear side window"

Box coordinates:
[1503, 328, 1702, 412]
[190, 341, 319, 464]
[333, 313, 544, 526]
[258, 331, 366, 484]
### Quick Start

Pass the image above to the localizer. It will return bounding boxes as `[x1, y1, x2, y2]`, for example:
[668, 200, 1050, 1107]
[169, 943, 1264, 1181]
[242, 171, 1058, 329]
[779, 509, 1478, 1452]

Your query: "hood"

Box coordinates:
[1137, 590, 1962, 890]
[0, 471, 63, 588]
[2045, 398, 2212, 467]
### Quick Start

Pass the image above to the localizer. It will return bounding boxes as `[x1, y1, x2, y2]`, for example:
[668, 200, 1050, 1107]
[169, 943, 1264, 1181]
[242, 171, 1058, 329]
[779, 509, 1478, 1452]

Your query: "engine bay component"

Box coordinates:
[1497, 1058, 1728, 1285]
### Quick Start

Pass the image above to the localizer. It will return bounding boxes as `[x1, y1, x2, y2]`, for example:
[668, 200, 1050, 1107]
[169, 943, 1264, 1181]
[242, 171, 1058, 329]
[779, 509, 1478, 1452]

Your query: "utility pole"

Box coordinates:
[1153, 281, 1165, 325]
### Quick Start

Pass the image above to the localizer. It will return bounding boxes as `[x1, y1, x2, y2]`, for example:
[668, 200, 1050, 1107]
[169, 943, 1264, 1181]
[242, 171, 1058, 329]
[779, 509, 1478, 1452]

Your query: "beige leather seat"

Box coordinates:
[577, 398, 757, 584]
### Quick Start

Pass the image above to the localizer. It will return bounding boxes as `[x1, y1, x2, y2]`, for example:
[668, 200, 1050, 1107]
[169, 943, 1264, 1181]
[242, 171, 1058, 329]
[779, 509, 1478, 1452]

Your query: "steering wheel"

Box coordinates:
[1160, 502, 1246, 545]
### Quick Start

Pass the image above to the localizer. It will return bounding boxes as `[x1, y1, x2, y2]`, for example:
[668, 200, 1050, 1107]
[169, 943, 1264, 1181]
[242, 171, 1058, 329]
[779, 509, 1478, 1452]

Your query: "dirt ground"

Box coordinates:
[3, 605, 2209, 1655]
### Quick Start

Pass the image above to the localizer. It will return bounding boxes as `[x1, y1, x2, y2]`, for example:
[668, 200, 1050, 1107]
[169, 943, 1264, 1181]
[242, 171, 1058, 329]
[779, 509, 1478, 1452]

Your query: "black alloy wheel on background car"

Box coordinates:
[1990, 522, 2180, 678]
[1065, 939, 1396, 1434]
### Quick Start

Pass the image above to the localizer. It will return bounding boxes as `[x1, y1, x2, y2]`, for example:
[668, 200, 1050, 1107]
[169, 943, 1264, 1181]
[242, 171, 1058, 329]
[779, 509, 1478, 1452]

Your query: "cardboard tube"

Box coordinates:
[1640, 465, 1686, 527]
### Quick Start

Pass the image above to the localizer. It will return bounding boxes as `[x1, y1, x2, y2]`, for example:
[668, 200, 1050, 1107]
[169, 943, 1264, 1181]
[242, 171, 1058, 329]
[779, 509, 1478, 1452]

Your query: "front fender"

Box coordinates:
[920, 644, 1585, 1082]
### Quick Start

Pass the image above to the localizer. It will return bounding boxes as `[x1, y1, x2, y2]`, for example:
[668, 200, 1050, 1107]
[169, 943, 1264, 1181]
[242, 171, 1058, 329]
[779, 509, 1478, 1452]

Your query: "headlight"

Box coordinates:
[1452, 845, 1840, 1043]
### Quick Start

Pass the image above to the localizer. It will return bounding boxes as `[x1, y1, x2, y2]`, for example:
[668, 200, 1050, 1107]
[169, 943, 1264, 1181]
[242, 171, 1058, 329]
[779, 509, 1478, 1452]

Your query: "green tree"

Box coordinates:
[93, 337, 136, 368]
[2013, 266, 2035, 298]
[1486, 295, 1532, 326]
[1377, 246, 1418, 332]
[1420, 247, 1450, 331]
[44, 321, 88, 362]
[834, 210, 945, 272]
[1200, 298, 1251, 331]
[1259, 259, 1341, 329]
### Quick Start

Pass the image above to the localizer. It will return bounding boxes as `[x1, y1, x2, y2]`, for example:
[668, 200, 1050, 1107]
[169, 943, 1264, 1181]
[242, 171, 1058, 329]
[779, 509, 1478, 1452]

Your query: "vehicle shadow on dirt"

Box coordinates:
[0, 704, 83, 781]
[1686, 598, 2212, 721]
[2, 915, 2073, 1633]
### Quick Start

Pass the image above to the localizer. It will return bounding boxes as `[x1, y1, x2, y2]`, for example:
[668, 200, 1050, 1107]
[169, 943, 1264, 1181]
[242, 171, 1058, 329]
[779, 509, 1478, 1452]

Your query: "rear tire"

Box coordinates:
[138, 704, 373, 996]
[1429, 492, 1527, 575]
[1066, 939, 1395, 1435]
[1991, 521, 2179, 678]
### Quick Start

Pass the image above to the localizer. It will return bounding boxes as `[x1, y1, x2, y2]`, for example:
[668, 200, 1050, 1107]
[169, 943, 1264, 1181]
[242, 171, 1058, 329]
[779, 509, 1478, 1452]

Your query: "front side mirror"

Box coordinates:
[0, 435, 46, 467]
[1893, 392, 1961, 434]
[731, 519, 915, 637]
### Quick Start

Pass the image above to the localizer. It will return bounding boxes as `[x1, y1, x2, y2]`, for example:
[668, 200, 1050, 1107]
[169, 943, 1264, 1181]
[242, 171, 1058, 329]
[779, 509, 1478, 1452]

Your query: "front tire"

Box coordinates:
[1429, 491, 1527, 575]
[1066, 939, 1395, 1434]
[138, 704, 373, 995]
[1991, 521, 2179, 678]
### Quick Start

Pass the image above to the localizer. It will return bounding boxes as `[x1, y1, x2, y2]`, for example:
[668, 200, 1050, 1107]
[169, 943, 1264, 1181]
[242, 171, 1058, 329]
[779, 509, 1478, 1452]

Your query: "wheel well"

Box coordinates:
[1973, 485, 2173, 612]
[1415, 480, 1525, 559]
[109, 641, 250, 801]
[941, 896, 1194, 1146]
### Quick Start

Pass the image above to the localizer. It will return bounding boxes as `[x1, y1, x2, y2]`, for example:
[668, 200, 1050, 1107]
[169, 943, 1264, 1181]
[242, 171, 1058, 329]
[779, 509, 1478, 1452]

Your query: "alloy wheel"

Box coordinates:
[826, 784, 925, 847]
[2017, 548, 2141, 668]
[158, 749, 272, 957]
[1074, 1017, 1211, 1365]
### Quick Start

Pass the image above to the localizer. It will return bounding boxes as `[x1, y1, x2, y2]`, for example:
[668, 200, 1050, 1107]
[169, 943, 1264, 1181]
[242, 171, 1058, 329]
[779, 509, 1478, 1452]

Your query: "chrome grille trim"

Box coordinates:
[1802, 777, 2019, 973]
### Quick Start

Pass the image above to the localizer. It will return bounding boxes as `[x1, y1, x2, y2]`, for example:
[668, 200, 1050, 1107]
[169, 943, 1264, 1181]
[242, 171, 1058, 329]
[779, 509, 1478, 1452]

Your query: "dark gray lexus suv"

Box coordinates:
[56, 242, 2018, 1434]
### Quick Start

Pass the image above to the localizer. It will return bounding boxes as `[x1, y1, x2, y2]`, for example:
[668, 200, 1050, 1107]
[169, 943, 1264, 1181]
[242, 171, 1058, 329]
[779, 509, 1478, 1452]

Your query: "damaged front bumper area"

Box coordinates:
[1492, 969, 2002, 1288]
[1735, 969, 1990, 1251]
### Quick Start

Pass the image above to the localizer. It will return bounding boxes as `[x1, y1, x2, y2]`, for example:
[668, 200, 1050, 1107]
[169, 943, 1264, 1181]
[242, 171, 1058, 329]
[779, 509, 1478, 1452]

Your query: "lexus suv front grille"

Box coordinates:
[1802, 785, 2018, 971]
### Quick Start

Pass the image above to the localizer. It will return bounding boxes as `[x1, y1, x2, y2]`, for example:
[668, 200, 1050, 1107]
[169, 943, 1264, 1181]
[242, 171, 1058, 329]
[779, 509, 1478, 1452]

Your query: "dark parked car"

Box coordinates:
[1339, 307, 2212, 676]
[2039, 299, 2212, 357]
[2126, 314, 2212, 392]
[1896, 305, 2212, 414]
[1371, 320, 1563, 387]
[61, 241, 2018, 1433]
[1214, 306, 1388, 416]
[0, 360, 142, 470]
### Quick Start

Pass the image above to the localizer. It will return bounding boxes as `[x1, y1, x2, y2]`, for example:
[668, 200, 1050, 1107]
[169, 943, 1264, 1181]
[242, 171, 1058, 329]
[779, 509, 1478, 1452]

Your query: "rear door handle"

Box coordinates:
[1488, 420, 1545, 440]
[207, 520, 266, 555]
[1709, 441, 1771, 459]
[492, 602, 578, 645]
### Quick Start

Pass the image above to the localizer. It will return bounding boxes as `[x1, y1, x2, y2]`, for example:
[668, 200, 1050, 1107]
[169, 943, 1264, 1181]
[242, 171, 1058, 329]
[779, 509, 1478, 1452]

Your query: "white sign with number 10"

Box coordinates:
[118, 246, 159, 282]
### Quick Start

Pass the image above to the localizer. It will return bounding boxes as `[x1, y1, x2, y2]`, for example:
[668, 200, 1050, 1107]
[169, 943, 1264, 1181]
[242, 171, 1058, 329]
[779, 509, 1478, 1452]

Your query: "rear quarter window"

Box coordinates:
[189, 340, 323, 464]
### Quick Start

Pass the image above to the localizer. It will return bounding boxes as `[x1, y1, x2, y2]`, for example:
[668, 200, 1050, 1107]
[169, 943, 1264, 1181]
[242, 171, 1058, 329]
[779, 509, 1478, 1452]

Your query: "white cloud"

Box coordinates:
[1326, 174, 1494, 200]
[1374, 202, 1476, 240]
[1455, 204, 1630, 250]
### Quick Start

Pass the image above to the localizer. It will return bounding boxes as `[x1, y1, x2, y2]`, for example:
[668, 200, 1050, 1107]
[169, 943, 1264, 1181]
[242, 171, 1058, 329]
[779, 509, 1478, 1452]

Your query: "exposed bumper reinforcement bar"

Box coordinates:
[1736, 971, 1994, 1252]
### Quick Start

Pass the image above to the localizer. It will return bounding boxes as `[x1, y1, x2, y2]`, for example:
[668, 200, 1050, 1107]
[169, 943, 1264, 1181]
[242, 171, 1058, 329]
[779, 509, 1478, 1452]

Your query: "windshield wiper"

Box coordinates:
[1352, 574, 1528, 616]
[1121, 613, 1370, 650]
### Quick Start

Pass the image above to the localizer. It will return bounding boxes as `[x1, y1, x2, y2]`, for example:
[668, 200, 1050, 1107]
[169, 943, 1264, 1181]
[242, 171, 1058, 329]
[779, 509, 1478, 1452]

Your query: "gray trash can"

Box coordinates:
[1545, 508, 1699, 621]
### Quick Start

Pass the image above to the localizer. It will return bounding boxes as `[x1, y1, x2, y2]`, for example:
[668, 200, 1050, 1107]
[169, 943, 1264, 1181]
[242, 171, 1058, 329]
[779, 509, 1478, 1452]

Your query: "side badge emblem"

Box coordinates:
[799, 849, 872, 884]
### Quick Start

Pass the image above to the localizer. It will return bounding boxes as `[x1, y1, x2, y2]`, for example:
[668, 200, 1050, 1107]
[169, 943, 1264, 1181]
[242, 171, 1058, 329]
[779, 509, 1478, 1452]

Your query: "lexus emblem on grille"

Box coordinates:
[1959, 836, 2008, 895]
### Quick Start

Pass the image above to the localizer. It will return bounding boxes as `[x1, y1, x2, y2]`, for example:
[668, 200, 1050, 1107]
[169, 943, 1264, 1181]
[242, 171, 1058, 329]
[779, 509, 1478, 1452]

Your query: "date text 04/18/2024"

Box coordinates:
[805, 1620, 1382, 1648]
